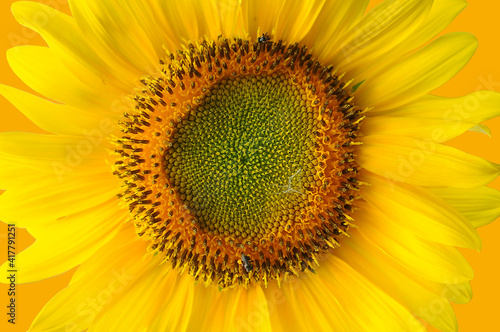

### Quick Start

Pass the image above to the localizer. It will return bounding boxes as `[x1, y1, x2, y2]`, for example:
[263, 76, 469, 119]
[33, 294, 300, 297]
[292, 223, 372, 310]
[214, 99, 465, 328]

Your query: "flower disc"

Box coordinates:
[113, 37, 365, 288]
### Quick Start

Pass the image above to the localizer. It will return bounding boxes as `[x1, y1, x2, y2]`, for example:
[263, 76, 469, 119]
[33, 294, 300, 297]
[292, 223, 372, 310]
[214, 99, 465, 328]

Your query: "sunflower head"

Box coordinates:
[113, 36, 364, 288]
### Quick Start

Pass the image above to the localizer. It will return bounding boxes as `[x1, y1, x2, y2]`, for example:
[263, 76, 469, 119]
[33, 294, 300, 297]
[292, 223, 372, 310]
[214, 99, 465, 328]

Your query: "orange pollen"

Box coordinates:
[112, 36, 365, 289]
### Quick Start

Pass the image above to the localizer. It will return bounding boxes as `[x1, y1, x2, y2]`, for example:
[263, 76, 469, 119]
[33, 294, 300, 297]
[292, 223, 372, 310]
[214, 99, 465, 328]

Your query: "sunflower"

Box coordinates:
[1, 0, 500, 331]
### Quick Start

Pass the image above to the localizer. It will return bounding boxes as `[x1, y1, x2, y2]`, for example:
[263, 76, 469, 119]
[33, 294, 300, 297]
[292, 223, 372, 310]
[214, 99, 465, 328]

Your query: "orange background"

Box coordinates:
[0, 0, 499, 331]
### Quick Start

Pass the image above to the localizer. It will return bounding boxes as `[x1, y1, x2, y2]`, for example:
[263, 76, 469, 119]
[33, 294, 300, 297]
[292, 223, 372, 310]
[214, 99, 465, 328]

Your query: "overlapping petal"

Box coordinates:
[356, 32, 478, 110]
[358, 135, 500, 188]
[7, 45, 117, 109]
[12, 1, 131, 93]
[354, 0, 468, 79]
[0, 84, 120, 135]
[368, 92, 500, 143]
[361, 116, 478, 143]
[241, 0, 283, 38]
[0, 199, 126, 284]
[187, 284, 274, 332]
[360, 172, 481, 249]
[429, 186, 500, 228]
[338, 232, 459, 332]
[89, 265, 193, 332]
[68, 0, 159, 76]
[27, 229, 151, 332]
[217, 0, 246, 37]
[329, 0, 433, 78]
[0, 132, 119, 225]
[306, 0, 369, 61]
[292, 256, 426, 331]
[272, 0, 326, 43]
[354, 203, 474, 283]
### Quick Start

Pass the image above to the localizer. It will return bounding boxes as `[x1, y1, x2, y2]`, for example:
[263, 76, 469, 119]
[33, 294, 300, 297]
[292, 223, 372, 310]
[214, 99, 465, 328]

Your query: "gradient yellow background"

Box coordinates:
[0, 0, 499, 331]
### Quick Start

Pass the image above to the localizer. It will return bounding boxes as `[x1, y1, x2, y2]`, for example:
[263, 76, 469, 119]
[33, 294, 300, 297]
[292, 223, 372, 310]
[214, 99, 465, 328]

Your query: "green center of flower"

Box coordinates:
[112, 36, 364, 288]
[166, 74, 313, 238]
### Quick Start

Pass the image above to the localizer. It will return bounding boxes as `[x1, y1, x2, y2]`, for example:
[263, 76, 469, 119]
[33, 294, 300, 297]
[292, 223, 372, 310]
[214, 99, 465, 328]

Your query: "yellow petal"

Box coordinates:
[356, 32, 478, 110]
[0, 173, 120, 226]
[330, 0, 432, 78]
[316, 256, 426, 331]
[360, 172, 482, 249]
[0, 84, 119, 135]
[184, 286, 224, 332]
[361, 115, 477, 143]
[355, 204, 474, 283]
[186, 284, 273, 332]
[0, 199, 126, 284]
[11, 1, 131, 93]
[211, 286, 273, 332]
[392, 0, 468, 55]
[342, 237, 473, 305]
[7, 46, 116, 109]
[160, 1, 198, 41]
[113, 0, 184, 56]
[428, 186, 500, 228]
[265, 257, 424, 332]
[0, 132, 110, 180]
[273, 0, 326, 43]
[182, 284, 219, 332]
[0, 133, 119, 225]
[365, 88, 500, 143]
[190, 0, 221, 40]
[272, 270, 358, 331]
[358, 135, 500, 188]
[67, 0, 160, 76]
[468, 124, 492, 137]
[357, 0, 468, 79]
[28, 229, 150, 332]
[241, 0, 283, 38]
[377, 91, 500, 128]
[306, 0, 369, 62]
[147, 275, 194, 332]
[90, 267, 193, 332]
[160, 0, 223, 43]
[444, 282, 473, 304]
[218, 0, 246, 37]
[338, 232, 458, 332]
